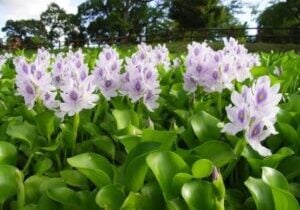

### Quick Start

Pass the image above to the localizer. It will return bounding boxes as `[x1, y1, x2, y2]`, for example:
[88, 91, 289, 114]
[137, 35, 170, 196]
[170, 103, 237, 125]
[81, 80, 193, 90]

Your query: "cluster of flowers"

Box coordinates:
[14, 49, 98, 117]
[222, 76, 282, 156]
[93, 43, 170, 111]
[120, 43, 161, 111]
[14, 43, 169, 116]
[184, 38, 260, 93]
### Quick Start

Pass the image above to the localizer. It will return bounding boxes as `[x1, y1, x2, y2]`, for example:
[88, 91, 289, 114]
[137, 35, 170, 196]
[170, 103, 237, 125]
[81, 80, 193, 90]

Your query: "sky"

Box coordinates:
[0, 0, 274, 38]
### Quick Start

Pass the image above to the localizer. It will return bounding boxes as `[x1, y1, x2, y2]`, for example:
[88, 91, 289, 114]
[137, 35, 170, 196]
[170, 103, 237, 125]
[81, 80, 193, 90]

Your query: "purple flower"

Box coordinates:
[184, 38, 260, 93]
[153, 44, 170, 70]
[121, 47, 160, 111]
[222, 76, 282, 156]
[14, 53, 58, 110]
[92, 47, 122, 100]
[57, 50, 99, 117]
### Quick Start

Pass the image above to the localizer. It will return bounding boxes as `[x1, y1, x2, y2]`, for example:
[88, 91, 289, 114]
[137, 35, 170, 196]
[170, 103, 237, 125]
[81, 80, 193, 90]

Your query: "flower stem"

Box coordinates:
[217, 92, 222, 119]
[22, 154, 34, 175]
[71, 113, 80, 155]
[16, 170, 25, 209]
[92, 102, 102, 124]
[223, 139, 247, 180]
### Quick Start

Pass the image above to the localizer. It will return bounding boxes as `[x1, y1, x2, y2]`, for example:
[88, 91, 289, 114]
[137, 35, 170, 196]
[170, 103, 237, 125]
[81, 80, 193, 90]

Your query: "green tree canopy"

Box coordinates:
[169, 0, 234, 30]
[2, 19, 48, 48]
[257, 0, 300, 43]
[40, 3, 70, 46]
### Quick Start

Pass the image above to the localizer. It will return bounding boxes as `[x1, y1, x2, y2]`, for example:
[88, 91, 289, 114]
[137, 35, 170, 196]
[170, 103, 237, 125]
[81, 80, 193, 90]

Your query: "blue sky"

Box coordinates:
[0, 0, 274, 37]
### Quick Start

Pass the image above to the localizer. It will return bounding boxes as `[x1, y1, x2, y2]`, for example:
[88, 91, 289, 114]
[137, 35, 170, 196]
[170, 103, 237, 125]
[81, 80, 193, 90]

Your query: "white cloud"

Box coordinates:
[0, 0, 83, 37]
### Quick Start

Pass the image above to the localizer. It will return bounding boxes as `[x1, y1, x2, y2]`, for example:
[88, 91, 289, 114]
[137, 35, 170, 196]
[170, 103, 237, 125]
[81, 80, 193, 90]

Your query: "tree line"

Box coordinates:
[1, 0, 300, 48]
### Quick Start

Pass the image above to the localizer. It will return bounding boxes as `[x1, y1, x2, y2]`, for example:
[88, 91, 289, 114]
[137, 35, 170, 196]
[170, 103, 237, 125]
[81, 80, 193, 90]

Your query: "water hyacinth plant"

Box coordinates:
[222, 76, 282, 156]
[0, 38, 299, 210]
[184, 38, 260, 93]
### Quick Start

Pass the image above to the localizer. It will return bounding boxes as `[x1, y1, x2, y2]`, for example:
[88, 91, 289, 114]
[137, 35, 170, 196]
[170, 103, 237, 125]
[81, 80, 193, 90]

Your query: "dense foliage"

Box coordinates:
[0, 39, 299, 210]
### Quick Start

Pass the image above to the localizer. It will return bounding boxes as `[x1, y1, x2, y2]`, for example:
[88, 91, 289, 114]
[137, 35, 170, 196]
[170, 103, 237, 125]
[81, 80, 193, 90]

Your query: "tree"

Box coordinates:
[257, 0, 300, 43]
[40, 3, 70, 46]
[77, 0, 169, 44]
[169, 0, 232, 30]
[64, 14, 88, 48]
[2, 19, 48, 48]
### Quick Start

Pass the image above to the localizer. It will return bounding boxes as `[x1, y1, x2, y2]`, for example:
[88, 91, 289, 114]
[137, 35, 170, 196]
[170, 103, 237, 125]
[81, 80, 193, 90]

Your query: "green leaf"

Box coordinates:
[141, 183, 166, 210]
[192, 141, 236, 167]
[146, 151, 189, 200]
[0, 141, 17, 165]
[289, 183, 300, 198]
[182, 180, 218, 210]
[60, 170, 89, 188]
[191, 159, 214, 178]
[118, 135, 141, 153]
[123, 142, 161, 192]
[120, 192, 148, 210]
[34, 158, 52, 175]
[112, 109, 139, 130]
[251, 66, 269, 77]
[142, 129, 177, 150]
[6, 121, 37, 149]
[92, 137, 115, 159]
[277, 123, 298, 149]
[172, 173, 193, 194]
[0, 165, 18, 204]
[47, 187, 80, 206]
[39, 178, 66, 195]
[278, 156, 300, 179]
[190, 111, 220, 142]
[37, 194, 61, 210]
[24, 175, 48, 203]
[262, 147, 294, 168]
[262, 167, 299, 210]
[262, 167, 289, 190]
[35, 111, 55, 140]
[245, 177, 275, 210]
[95, 184, 125, 210]
[67, 153, 114, 188]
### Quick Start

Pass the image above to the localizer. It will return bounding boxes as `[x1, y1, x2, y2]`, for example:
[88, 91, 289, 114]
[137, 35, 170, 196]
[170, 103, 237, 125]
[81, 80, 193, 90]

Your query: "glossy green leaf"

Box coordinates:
[193, 141, 236, 167]
[0, 141, 17, 165]
[142, 129, 177, 150]
[262, 167, 289, 190]
[120, 192, 148, 210]
[245, 177, 275, 210]
[35, 111, 55, 140]
[60, 170, 89, 188]
[95, 184, 125, 210]
[67, 153, 114, 188]
[278, 156, 300, 179]
[146, 151, 189, 200]
[37, 194, 61, 210]
[6, 121, 37, 148]
[182, 180, 218, 210]
[141, 183, 166, 210]
[172, 173, 193, 193]
[190, 111, 220, 141]
[192, 159, 214, 178]
[262, 147, 294, 168]
[34, 158, 52, 175]
[123, 142, 160, 191]
[118, 135, 141, 153]
[92, 137, 115, 159]
[262, 167, 299, 210]
[47, 187, 80, 206]
[24, 175, 48, 203]
[112, 109, 138, 130]
[0, 165, 18, 204]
